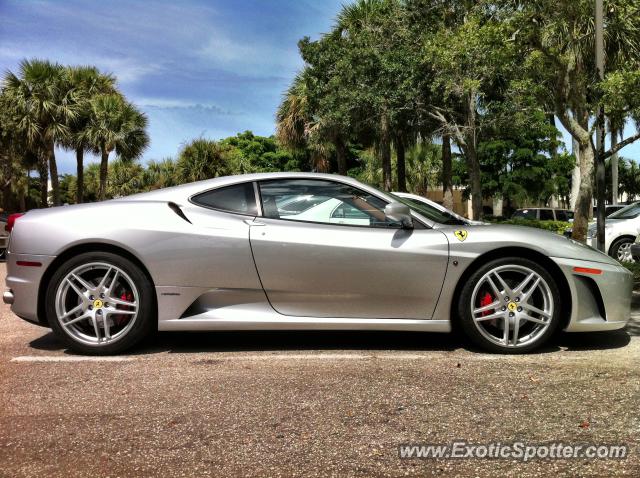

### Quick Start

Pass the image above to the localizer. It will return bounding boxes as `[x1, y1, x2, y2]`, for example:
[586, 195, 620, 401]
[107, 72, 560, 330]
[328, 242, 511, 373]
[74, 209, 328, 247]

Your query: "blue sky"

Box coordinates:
[0, 0, 344, 173]
[1, 0, 639, 174]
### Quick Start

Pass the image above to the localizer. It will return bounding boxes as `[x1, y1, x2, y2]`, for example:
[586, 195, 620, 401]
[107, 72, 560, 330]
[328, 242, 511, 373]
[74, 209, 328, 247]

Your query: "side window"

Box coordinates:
[555, 210, 568, 221]
[513, 209, 536, 220]
[258, 179, 397, 228]
[191, 182, 257, 215]
[539, 209, 554, 221]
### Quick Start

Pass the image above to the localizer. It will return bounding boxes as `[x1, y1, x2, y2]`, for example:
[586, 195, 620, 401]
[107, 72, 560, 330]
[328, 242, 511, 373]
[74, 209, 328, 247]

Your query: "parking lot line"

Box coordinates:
[11, 355, 135, 362]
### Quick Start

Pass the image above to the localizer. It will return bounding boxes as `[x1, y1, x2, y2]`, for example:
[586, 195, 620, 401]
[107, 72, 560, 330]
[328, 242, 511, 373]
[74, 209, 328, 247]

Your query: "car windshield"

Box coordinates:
[608, 201, 640, 220]
[387, 193, 467, 225]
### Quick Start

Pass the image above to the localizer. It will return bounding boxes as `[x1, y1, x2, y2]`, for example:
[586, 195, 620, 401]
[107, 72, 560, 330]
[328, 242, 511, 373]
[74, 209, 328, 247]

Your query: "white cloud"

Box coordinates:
[198, 30, 301, 75]
[0, 42, 160, 85]
[136, 97, 234, 115]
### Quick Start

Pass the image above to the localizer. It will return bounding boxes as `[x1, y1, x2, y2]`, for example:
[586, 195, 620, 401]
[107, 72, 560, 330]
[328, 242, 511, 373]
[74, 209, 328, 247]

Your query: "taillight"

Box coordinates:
[5, 213, 24, 233]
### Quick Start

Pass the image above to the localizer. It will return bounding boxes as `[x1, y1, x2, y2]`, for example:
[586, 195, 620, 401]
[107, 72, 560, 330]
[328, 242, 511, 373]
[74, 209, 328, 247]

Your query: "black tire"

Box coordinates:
[457, 257, 562, 354]
[46, 251, 155, 355]
[609, 236, 634, 262]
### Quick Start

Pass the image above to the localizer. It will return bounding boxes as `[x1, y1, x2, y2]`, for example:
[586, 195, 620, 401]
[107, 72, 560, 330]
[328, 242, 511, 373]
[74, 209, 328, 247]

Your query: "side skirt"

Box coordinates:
[159, 316, 451, 332]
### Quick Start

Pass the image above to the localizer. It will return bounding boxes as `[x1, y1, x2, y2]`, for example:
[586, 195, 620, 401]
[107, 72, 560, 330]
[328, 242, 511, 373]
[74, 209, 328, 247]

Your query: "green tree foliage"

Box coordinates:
[2, 59, 77, 206]
[63, 66, 116, 203]
[289, 0, 424, 190]
[80, 93, 148, 200]
[176, 139, 234, 183]
[478, 108, 575, 207]
[1, 60, 147, 208]
[221, 131, 303, 173]
[144, 158, 179, 191]
[502, 0, 640, 240]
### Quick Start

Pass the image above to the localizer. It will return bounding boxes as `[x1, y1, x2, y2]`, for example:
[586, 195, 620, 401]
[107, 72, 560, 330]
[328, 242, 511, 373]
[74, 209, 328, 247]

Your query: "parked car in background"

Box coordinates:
[586, 201, 640, 262]
[512, 208, 574, 222]
[593, 204, 626, 218]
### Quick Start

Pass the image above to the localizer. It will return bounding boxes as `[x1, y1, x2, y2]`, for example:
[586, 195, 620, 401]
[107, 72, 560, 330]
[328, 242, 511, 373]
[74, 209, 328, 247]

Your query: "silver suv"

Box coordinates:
[512, 208, 573, 222]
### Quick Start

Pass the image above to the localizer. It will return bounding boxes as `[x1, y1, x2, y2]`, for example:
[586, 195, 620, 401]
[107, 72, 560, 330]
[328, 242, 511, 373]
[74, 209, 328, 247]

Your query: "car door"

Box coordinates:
[249, 178, 450, 319]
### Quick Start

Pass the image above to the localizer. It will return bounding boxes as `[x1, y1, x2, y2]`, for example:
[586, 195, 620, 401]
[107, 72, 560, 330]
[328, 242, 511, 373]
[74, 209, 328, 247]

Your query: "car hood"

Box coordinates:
[442, 223, 620, 266]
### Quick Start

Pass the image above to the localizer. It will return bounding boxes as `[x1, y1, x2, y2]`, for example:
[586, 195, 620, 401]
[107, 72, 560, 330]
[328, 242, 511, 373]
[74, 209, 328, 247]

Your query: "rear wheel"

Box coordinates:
[46, 252, 154, 355]
[457, 257, 561, 353]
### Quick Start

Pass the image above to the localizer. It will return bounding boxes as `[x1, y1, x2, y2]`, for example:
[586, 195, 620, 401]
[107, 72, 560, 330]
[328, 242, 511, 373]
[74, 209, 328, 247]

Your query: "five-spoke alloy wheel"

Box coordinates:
[458, 257, 561, 353]
[46, 252, 154, 355]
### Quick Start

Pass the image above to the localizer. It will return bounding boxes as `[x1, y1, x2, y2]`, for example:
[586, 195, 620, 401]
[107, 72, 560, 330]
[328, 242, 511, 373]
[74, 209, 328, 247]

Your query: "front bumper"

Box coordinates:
[4, 252, 56, 326]
[552, 257, 632, 332]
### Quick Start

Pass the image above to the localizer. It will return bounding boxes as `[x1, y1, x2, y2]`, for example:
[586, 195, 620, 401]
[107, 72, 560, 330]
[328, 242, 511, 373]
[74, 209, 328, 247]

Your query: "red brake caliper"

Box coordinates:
[114, 291, 134, 326]
[479, 292, 493, 316]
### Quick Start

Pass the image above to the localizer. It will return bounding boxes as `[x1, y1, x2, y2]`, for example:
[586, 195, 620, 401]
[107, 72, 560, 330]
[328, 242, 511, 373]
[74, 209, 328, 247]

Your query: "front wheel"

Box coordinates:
[609, 237, 634, 263]
[46, 252, 155, 355]
[457, 257, 561, 353]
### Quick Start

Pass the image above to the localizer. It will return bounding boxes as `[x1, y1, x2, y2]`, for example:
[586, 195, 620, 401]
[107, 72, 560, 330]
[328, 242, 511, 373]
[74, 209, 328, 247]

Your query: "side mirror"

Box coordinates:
[385, 202, 413, 229]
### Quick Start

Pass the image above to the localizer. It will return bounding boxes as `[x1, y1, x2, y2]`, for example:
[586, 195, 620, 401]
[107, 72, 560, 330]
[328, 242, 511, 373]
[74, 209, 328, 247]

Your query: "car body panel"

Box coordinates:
[4, 172, 632, 336]
[249, 217, 449, 318]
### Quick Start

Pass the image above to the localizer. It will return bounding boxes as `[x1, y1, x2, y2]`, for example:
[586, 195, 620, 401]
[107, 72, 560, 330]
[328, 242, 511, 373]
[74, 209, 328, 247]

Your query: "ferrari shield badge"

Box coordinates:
[454, 229, 468, 242]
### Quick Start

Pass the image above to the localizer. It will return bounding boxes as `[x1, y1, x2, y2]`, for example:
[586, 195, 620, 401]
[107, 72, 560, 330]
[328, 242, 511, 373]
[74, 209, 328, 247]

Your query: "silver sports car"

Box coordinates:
[3, 172, 632, 354]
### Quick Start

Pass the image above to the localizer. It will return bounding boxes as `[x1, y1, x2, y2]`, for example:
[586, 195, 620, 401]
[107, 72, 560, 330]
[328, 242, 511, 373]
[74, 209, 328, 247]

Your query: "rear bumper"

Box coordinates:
[4, 252, 56, 326]
[631, 243, 640, 260]
[552, 257, 632, 332]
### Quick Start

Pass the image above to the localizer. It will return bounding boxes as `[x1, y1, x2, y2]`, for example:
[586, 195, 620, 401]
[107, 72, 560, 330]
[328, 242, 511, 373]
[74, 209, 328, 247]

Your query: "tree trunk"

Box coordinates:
[0, 151, 11, 212]
[19, 176, 26, 212]
[99, 146, 109, 201]
[466, 142, 482, 220]
[76, 147, 84, 204]
[570, 137, 581, 210]
[441, 133, 453, 211]
[335, 137, 348, 176]
[465, 91, 482, 220]
[610, 123, 619, 205]
[547, 115, 559, 207]
[48, 141, 61, 206]
[395, 135, 406, 192]
[37, 154, 48, 208]
[380, 115, 392, 191]
[571, 140, 595, 242]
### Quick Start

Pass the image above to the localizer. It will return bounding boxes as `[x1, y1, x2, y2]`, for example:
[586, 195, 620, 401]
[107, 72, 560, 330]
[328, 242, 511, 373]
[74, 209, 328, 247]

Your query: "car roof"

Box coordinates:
[117, 172, 371, 203]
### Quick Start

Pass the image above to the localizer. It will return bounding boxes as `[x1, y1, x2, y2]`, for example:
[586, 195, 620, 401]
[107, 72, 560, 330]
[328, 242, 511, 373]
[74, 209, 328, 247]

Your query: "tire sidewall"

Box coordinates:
[457, 257, 562, 354]
[609, 237, 633, 261]
[46, 251, 155, 355]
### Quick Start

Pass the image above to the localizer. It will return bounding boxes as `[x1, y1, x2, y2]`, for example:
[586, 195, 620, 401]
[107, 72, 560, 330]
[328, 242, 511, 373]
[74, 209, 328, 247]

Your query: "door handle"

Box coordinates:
[244, 219, 266, 226]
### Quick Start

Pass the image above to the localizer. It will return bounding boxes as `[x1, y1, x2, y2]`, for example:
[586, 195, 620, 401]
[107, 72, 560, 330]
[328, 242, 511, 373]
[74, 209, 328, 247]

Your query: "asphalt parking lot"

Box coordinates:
[0, 263, 638, 477]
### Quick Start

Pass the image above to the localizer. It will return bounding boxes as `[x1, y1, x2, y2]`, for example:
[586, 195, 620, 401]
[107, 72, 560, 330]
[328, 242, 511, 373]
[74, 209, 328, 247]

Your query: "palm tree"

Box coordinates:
[176, 139, 232, 183]
[144, 158, 179, 190]
[108, 158, 144, 198]
[64, 66, 116, 203]
[2, 59, 77, 206]
[80, 93, 149, 200]
[0, 90, 37, 212]
[276, 72, 332, 172]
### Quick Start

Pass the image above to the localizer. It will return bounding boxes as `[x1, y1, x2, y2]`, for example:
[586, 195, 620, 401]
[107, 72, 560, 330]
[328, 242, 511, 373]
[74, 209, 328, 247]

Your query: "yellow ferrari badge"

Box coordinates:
[93, 299, 104, 309]
[454, 230, 468, 242]
[507, 302, 517, 312]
